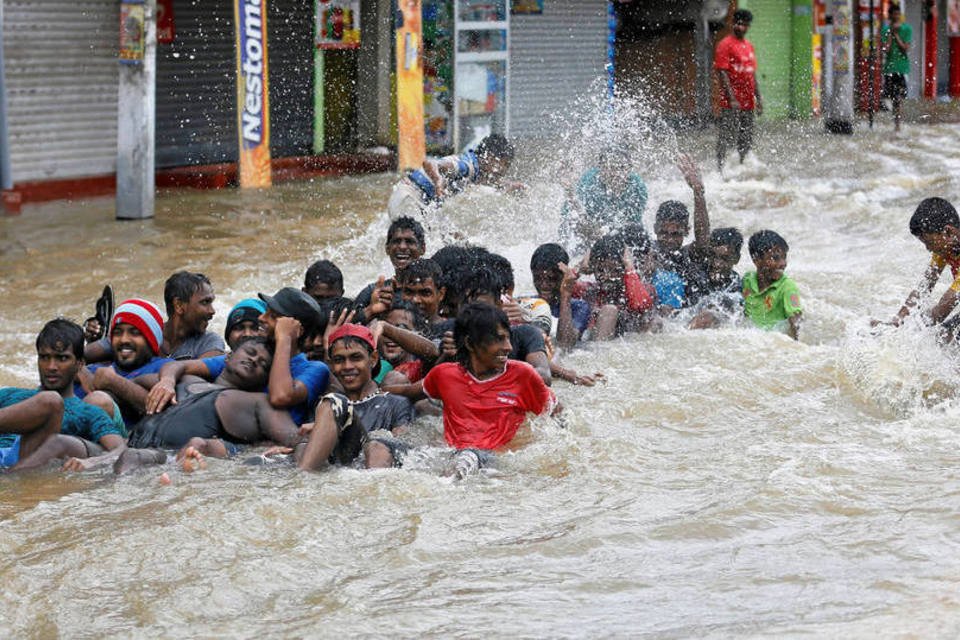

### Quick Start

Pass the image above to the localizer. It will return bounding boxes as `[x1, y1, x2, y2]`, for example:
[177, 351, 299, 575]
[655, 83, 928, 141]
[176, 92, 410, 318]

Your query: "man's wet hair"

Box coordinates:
[733, 9, 753, 24]
[531, 243, 570, 273]
[431, 245, 473, 314]
[396, 257, 442, 286]
[317, 296, 365, 330]
[485, 253, 515, 293]
[655, 201, 690, 227]
[710, 227, 744, 254]
[748, 230, 790, 259]
[233, 335, 275, 357]
[163, 271, 212, 316]
[909, 197, 959, 237]
[389, 298, 428, 334]
[589, 234, 627, 268]
[387, 216, 426, 249]
[304, 259, 344, 293]
[454, 302, 510, 368]
[475, 134, 515, 162]
[36, 318, 84, 360]
[464, 265, 506, 302]
[618, 222, 652, 256]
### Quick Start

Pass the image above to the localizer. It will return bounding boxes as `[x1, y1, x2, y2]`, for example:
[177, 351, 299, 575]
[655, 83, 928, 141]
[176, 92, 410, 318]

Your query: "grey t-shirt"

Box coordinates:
[97, 330, 225, 360]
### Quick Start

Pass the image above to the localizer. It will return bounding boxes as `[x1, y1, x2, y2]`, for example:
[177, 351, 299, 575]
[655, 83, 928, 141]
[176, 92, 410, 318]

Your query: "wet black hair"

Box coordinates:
[233, 335, 275, 357]
[589, 234, 627, 269]
[485, 253, 515, 293]
[909, 197, 960, 237]
[36, 318, 84, 360]
[431, 245, 473, 316]
[733, 9, 753, 24]
[463, 266, 506, 302]
[888, 3, 901, 16]
[387, 216, 426, 250]
[748, 230, 790, 259]
[618, 222, 652, 256]
[530, 243, 570, 273]
[710, 227, 744, 254]
[317, 296, 364, 330]
[396, 257, 443, 287]
[164, 271, 212, 316]
[475, 134, 515, 162]
[388, 298, 428, 334]
[655, 201, 690, 227]
[454, 302, 510, 368]
[303, 259, 344, 293]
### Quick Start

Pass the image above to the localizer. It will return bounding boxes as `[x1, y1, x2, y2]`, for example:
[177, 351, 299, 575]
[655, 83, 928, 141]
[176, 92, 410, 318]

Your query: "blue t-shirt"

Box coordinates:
[203, 353, 330, 426]
[406, 150, 481, 204]
[549, 298, 592, 335]
[0, 387, 125, 443]
[74, 358, 172, 400]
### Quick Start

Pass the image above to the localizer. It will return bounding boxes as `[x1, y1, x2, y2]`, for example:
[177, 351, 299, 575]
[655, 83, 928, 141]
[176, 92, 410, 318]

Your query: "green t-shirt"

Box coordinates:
[742, 271, 802, 330]
[881, 23, 912, 75]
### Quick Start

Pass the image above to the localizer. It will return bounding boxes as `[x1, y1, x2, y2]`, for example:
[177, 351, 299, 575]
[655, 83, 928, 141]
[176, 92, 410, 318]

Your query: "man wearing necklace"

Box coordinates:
[294, 324, 414, 470]
[384, 302, 558, 477]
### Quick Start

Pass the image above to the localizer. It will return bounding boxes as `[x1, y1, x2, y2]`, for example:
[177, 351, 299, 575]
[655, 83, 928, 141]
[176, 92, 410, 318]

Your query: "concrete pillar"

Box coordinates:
[116, 0, 157, 220]
[824, 0, 854, 133]
[791, 0, 814, 118]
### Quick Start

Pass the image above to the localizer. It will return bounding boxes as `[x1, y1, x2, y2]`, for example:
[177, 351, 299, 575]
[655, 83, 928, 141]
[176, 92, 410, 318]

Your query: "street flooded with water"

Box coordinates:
[4, 114, 960, 637]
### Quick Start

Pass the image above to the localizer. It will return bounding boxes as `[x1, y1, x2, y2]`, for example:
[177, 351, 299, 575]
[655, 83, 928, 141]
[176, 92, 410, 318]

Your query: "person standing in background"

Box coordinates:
[881, 3, 911, 133]
[714, 9, 762, 171]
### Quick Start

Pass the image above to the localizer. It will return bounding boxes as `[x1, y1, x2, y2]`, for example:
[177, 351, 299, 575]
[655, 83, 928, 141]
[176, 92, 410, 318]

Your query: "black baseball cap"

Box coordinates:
[258, 287, 322, 329]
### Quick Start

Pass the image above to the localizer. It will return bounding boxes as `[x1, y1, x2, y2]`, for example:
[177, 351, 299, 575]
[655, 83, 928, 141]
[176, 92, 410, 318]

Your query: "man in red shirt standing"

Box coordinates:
[714, 9, 762, 171]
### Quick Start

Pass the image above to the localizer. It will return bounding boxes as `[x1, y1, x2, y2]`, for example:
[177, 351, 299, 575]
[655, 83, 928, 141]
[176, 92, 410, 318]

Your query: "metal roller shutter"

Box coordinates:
[3, 0, 118, 182]
[155, 0, 313, 168]
[508, 0, 608, 138]
[266, 0, 314, 157]
[155, 0, 236, 167]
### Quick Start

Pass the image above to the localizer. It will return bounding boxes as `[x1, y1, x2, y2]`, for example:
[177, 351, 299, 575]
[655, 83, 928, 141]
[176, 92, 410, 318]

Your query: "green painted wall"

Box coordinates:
[790, 0, 813, 118]
[740, 0, 794, 118]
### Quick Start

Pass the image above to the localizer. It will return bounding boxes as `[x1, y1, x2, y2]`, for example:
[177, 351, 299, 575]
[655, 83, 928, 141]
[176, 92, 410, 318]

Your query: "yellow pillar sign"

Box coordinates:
[235, 0, 272, 188]
[396, 0, 425, 171]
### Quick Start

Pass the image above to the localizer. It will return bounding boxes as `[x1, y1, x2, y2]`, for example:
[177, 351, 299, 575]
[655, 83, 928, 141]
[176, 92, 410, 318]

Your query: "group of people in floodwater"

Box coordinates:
[1, 133, 957, 479]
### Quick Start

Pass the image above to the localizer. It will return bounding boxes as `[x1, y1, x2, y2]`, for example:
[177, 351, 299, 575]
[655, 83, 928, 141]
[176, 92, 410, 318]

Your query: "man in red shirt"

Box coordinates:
[386, 302, 557, 477]
[714, 9, 762, 171]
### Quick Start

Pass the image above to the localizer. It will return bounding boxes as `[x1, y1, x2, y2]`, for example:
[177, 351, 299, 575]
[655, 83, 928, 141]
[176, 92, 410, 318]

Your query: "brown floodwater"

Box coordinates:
[3, 115, 960, 637]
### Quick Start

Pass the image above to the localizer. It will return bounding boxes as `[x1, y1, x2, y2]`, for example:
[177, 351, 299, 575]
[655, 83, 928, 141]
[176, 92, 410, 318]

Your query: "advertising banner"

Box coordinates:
[316, 0, 361, 49]
[119, 1, 145, 65]
[234, 0, 272, 188]
[397, 0, 425, 170]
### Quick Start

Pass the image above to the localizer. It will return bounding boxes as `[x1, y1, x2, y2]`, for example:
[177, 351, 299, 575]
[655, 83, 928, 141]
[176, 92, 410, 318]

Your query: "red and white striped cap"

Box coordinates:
[111, 298, 165, 355]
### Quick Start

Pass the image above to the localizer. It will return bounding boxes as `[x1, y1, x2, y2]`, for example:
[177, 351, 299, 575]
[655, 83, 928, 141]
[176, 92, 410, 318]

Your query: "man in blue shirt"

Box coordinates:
[387, 134, 518, 220]
[2, 319, 126, 471]
[147, 288, 330, 427]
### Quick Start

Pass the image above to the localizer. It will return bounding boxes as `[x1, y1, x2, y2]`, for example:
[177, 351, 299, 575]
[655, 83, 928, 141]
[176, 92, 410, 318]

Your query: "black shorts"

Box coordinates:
[883, 73, 907, 100]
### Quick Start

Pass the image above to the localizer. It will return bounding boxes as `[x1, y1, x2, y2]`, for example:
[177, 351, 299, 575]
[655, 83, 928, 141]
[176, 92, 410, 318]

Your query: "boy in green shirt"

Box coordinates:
[742, 230, 802, 340]
[881, 4, 911, 132]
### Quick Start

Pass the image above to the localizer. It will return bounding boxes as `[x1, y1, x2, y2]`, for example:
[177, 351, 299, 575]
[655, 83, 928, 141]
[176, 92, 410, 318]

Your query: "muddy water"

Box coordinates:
[4, 120, 960, 637]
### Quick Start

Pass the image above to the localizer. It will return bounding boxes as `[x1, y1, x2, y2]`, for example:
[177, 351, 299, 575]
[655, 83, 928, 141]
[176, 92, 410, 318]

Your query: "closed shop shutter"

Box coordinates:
[3, 0, 118, 183]
[742, 0, 792, 118]
[156, 0, 313, 168]
[508, 0, 608, 138]
[155, 0, 236, 167]
[265, 0, 314, 157]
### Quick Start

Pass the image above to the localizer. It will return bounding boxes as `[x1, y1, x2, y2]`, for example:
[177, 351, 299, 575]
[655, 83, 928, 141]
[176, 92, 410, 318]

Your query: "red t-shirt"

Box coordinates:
[422, 360, 555, 450]
[714, 34, 757, 110]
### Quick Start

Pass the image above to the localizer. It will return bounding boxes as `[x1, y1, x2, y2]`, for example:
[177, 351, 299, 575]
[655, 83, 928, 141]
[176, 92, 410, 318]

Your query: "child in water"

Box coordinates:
[741, 230, 802, 340]
[882, 197, 960, 341]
